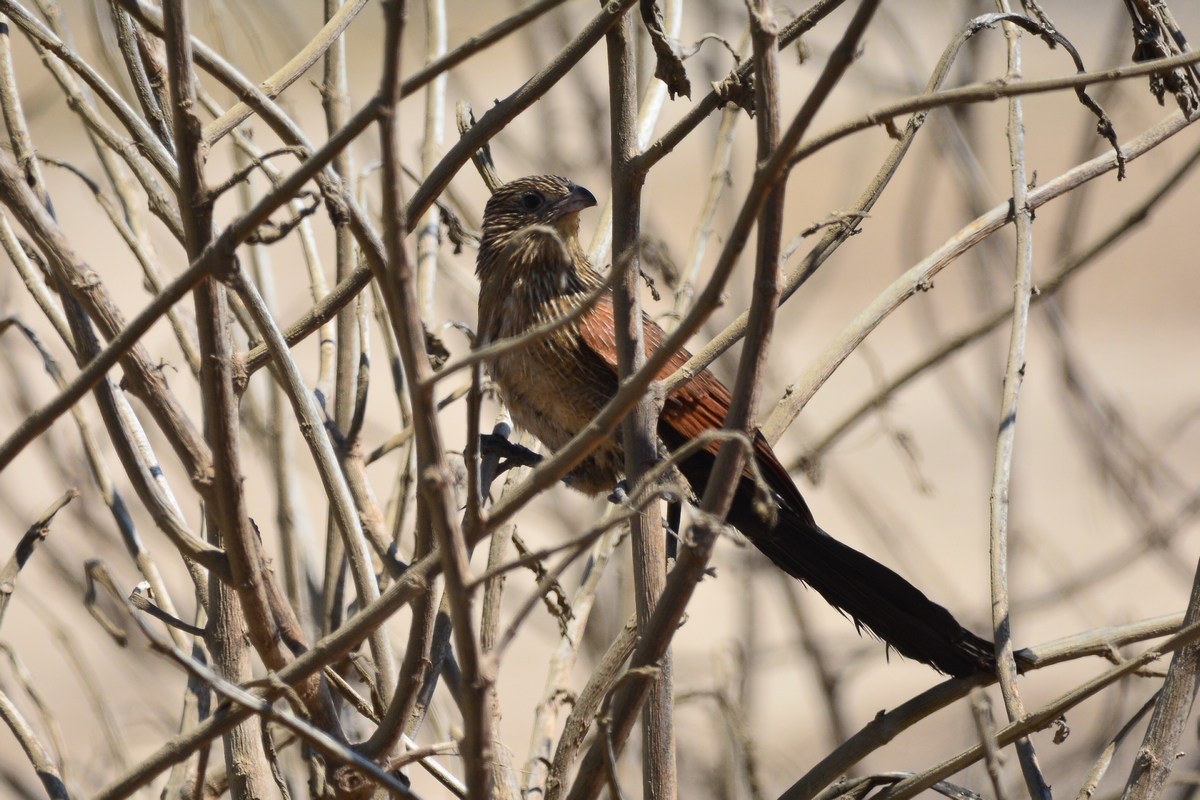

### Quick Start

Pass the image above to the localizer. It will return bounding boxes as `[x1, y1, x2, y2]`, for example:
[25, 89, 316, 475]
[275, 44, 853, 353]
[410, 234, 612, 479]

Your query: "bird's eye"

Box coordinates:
[519, 191, 543, 211]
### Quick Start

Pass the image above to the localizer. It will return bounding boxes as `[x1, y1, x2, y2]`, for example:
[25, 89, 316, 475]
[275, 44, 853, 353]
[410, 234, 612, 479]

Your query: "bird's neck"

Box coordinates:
[476, 220, 605, 345]
[477, 221, 602, 293]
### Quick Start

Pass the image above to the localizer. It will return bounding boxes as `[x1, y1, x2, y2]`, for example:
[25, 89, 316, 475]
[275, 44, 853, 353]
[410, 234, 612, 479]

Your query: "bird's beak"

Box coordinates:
[551, 183, 597, 217]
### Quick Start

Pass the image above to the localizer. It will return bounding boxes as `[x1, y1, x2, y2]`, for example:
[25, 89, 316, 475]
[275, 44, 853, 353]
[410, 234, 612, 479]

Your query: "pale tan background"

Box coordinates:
[1, 1, 1199, 797]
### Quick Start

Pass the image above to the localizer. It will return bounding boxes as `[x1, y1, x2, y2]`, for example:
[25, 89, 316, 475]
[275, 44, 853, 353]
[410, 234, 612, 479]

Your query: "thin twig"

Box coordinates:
[761, 109, 1198, 442]
[988, 8, 1050, 798]
[0, 687, 70, 800]
[605, 5, 674, 796]
[0, 488, 75, 629]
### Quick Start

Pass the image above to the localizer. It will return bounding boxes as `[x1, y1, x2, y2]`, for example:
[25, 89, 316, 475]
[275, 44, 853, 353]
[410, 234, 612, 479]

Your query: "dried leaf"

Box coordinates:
[640, 0, 691, 99]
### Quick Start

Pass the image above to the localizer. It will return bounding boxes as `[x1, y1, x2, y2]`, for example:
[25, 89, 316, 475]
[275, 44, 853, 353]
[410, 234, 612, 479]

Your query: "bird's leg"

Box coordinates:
[608, 466, 681, 562]
[479, 433, 543, 474]
[665, 500, 681, 562]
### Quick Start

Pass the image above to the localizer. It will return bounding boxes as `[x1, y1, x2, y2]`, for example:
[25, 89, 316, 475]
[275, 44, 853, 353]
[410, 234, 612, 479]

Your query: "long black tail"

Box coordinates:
[674, 442, 996, 678]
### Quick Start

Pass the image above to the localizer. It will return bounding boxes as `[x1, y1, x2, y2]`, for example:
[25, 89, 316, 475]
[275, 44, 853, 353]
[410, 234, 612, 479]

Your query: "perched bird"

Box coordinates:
[476, 174, 996, 678]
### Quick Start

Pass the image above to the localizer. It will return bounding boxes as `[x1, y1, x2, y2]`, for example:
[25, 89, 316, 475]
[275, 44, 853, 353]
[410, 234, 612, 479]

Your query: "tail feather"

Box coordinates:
[674, 444, 996, 678]
[735, 495, 995, 677]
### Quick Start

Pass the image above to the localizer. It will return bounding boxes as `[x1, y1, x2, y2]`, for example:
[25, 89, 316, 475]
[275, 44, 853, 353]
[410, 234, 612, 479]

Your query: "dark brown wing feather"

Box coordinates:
[579, 297, 805, 509]
[577, 295, 995, 677]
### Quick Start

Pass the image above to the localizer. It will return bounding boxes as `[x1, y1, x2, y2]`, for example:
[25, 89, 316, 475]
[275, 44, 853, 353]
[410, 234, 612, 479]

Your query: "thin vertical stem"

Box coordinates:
[1122, 576, 1200, 797]
[605, 6, 675, 798]
[417, 0, 447, 319]
[377, 1, 499, 796]
[161, 2, 273, 792]
[565, 0, 819, 795]
[989, 6, 1049, 798]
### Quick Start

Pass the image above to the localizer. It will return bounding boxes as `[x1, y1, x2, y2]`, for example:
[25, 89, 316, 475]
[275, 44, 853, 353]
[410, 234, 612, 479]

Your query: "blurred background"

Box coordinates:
[1, 1, 1199, 797]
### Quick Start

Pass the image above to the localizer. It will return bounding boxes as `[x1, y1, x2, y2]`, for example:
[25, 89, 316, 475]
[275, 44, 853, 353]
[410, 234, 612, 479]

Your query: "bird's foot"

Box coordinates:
[607, 480, 630, 505]
[480, 433, 543, 474]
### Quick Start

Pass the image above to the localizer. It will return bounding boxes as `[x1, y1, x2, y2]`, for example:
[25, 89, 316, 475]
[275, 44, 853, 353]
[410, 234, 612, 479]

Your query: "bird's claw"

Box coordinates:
[607, 480, 630, 505]
[480, 433, 542, 474]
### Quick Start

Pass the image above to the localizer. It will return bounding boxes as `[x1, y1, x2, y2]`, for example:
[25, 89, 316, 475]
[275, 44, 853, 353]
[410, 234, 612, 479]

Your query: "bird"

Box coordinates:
[475, 174, 997, 678]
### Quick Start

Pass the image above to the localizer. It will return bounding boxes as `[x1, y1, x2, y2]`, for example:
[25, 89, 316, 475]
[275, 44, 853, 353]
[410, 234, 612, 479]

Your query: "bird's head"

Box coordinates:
[477, 175, 597, 274]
